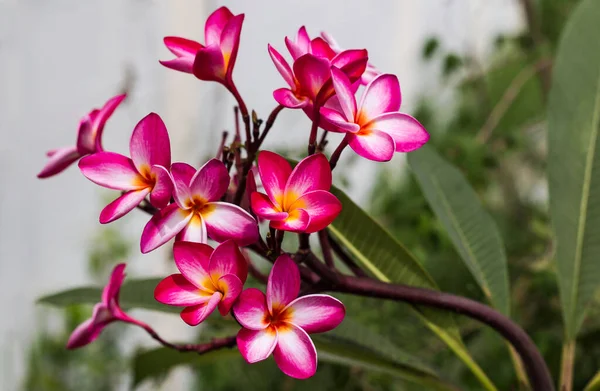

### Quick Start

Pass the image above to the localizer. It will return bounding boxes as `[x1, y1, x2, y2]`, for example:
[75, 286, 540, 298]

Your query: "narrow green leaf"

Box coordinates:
[584, 370, 600, 391]
[548, 0, 600, 339]
[408, 145, 510, 315]
[329, 187, 497, 391]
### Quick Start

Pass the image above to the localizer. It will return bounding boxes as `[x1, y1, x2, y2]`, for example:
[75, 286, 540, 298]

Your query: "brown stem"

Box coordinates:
[275, 229, 285, 255]
[329, 135, 349, 170]
[308, 108, 320, 155]
[227, 83, 251, 149]
[327, 231, 367, 277]
[257, 105, 284, 147]
[318, 230, 335, 269]
[142, 324, 236, 354]
[317, 129, 329, 152]
[251, 110, 262, 144]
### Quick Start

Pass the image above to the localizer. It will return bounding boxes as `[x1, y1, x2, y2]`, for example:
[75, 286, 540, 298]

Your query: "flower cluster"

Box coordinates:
[39, 6, 429, 380]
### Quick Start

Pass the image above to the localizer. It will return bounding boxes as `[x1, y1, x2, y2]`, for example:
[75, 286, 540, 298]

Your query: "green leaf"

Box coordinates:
[584, 370, 600, 391]
[329, 187, 497, 391]
[547, 0, 600, 339]
[37, 278, 177, 313]
[408, 145, 510, 315]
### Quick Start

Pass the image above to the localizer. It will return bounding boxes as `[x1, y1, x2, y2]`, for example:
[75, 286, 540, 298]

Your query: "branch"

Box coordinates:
[142, 324, 236, 354]
[326, 231, 367, 277]
[258, 105, 285, 148]
[318, 229, 335, 269]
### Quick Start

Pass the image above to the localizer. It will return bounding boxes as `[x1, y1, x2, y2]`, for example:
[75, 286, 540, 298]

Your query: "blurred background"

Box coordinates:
[0, 0, 590, 390]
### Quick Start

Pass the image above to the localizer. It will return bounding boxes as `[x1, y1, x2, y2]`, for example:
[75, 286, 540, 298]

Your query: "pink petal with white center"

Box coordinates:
[175, 213, 208, 244]
[190, 159, 230, 202]
[163, 36, 203, 57]
[319, 107, 360, 133]
[79, 152, 145, 191]
[358, 74, 401, 123]
[37, 145, 80, 178]
[284, 154, 332, 206]
[130, 113, 171, 172]
[293, 54, 331, 100]
[233, 288, 270, 330]
[251, 192, 288, 221]
[171, 162, 195, 208]
[289, 190, 342, 233]
[310, 37, 336, 60]
[172, 241, 213, 288]
[330, 67, 357, 121]
[215, 274, 243, 315]
[257, 151, 292, 206]
[348, 130, 395, 162]
[202, 202, 259, 246]
[193, 44, 226, 82]
[66, 304, 113, 349]
[267, 254, 300, 312]
[154, 274, 214, 306]
[271, 208, 310, 232]
[219, 13, 244, 75]
[273, 325, 317, 379]
[141, 203, 193, 253]
[102, 263, 126, 305]
[91, 94, 127, 150]
[205, 7, 234, 46]
[208, 240, 248, 283]
[237, 327, 278, 364]
[366, 113, 430, 152]
[149, 165, 173, 209]
[99, 188, 151, 224]
[287, 294, 345, 333]
[268, 45, 295, 88]
[180, 292, 222, 326]
[273, 88, 309, 109]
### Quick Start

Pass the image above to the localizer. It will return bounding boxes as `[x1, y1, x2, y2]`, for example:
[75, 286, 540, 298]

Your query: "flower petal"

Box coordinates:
[66, 304, 113, 349]
[171, 162, 195, 208]
[273, 88, 309, 109]
[284, 153, 332, 208]
[76, 112, 98, 154]
[273, 325, 317, 379]
[193, 44, 226, 82]
[257, 151, 292, 206]
[289, 190, 342, 233]
[154, 274, 215, 306]
[358, 74, 401, 123]
[287, 294, 345, 333]
[310, 37, 336, 60]
[233, 288, 270, 330]
[79, 152, 145, 191]
[271, 208, 310, 232]
[163, 36, 203, 57]
[102, 263, 126, 305]
[208, 240, 248, 283]
[348, 130, 395, 162]
[267, 254, 300, 312]
[293, 54, 331, 100]
[180, 292, 222, 326]
[130, 113, 171, 172]
[220, 13, 244, 76]
[285, 37, 306, 61]
[202, 202, 259, 246]
[216, 274, 243, 315]
[330, 49, 369, 84]
[190, 159, 230, 202]
[366, 113, 429, 152]
[99, 188, 151, 224]
[37, 145, 81, 178]
[319, 107, 360, 133]
[172, 241, 213, 288]
[176, 213, 208, 244]
[330, 67, 357, 121]
[91, 94, 127, 150]
[237, 327, 278, 364]
[159, 58, 196, 74]
[140, 204, 192, 253]
[268, 44, 295, 89]
[205, 6, 234, 46]
[251, 192, 288, 221]
[149, 165, 173, 209]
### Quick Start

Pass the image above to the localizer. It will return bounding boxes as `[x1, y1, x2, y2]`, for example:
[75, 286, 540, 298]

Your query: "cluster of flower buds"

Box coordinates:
[38, 6, 428, 379]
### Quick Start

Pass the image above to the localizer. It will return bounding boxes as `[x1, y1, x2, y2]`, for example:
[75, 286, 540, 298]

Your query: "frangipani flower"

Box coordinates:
[320, 31, 380, 85]
[141, 159, 258, 253]
[79, 113, 173, 224]
[155, 240, 248, 325]
[320, 68, 429, 162]
[251, 151, 341, 233]
[233, 254, 345, 379]
[161, 7, 244, 87]
[67, 263, 145, 349]
[38, 94, 126, 178]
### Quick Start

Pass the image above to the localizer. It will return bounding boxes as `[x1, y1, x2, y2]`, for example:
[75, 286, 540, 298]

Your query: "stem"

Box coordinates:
[251, 110, 262, 144]
[141, 324, 236, 353]
[327, 231, 367, 277]
[329, 135, 349, 170]
[257, 105, 284, 148]
[318, 229, 335, 269]
[308, 107, 321, 155]
[317, 129, 329, 152]
[559, 340, 576, 391]
[227, 83, 251, 148]
[275, 229, 285, 255]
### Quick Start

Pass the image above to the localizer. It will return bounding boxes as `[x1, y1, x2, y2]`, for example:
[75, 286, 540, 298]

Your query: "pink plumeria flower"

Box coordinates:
[233, 254, 345, 379]
[160, 7, 244, 87]
[320, 31, 380, 85]
[79, 113, 173, 224]
[38, 94, 126, 179]
[155, 240, 248, 326]
[251, 151, 341, 233]
[141, 159, 258, 253]
[320, 68, 430, 162]
[67, 263, 146, 349]
[284, 26, 336, 61]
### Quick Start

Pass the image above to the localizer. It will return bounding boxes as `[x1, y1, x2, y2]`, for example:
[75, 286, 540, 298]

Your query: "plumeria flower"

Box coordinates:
[284, 26, 335, 61]
[320, 31, 380, 85]
[79, 113, 173, 224]
[38, 94, 126, 179]
[67, 263, 146, 349]
[251, 151, 341, 233]
[141, 159, 258, 253]
[160, 7, 244, 87]
[320, 68, 429, 162]
[233, 254, 345, 379]
[155, 240, 247, 325]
